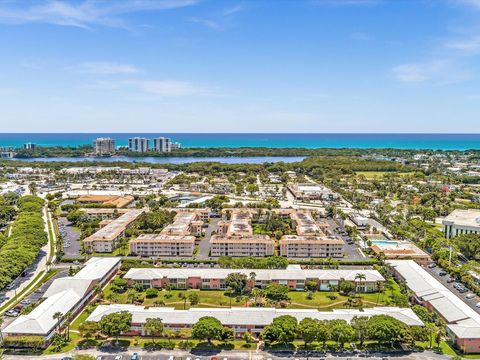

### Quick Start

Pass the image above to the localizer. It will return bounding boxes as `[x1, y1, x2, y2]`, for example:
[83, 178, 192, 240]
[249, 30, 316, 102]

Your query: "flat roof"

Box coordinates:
[124, 265, 384, 283]
[387, 260, 480, 339]
[84, 209, 143, 242]
[442, 209, 480, 228]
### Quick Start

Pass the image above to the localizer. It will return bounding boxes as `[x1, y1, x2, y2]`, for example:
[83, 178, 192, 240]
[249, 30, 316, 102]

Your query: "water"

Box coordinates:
[1, 133, 480, 150]
[13, 156, 305, 164]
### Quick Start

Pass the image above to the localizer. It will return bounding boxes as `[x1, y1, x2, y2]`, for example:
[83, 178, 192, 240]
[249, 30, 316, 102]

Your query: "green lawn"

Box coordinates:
[355, 171, 413, 179]
[103, 281, 389, 310]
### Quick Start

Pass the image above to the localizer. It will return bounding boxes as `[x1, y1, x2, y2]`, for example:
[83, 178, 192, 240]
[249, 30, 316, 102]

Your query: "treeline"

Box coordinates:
[0, 196, 47, 290]
[12, 145, 480, 159]
[218, 256, 289, 269]
[1, 156, 418, 176]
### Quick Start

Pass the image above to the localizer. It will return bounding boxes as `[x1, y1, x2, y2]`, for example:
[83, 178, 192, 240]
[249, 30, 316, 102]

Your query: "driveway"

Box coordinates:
[196, 218, 219, 260]
[57, 216, 81, 257]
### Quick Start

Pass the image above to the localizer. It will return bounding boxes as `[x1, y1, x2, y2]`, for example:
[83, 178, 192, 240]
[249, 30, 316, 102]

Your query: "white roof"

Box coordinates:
[388, 260, 480, 339]
[4, 257, 121, 336]
[442, 209, 480, 228]
[87, 305, 423, 327]
[124, 265, 384, 283]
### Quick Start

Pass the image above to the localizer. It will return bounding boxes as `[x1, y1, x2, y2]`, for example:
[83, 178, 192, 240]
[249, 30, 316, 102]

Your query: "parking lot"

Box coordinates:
[324, 219, 368, 261]
[58, 216, 81, 257]
[424, 264, 480, 315]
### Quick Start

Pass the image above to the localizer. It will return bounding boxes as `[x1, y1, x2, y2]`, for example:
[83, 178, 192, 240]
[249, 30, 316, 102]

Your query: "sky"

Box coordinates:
[1, 0, 480, 133]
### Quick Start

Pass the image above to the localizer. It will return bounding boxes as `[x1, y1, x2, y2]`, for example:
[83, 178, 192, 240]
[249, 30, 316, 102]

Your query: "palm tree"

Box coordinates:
[53, 312, 63, 333]
[153, 299, 165, 307]
[426, 323, 438, 349]
[64, 311, 73, 340]
[354, 273, 366, 295]
[375, 281, 384, 305]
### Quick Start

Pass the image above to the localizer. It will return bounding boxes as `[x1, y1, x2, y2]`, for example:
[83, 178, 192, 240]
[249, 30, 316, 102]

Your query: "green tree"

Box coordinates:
[366, 315, 405, 346]
[225, 273, 249, 295]
[261, 315, 298, 345]
[264, 282, 289, 302]
[98, 311, 132, 344]
[144, 318, 164, 343]
[188, 292, 200, 306]
[78, 321, 98, 340]
[192, 316, 224, 344]
[330, 319, 356, 350]
[298, 317, 318, 349]
[351, 316, 369, 348]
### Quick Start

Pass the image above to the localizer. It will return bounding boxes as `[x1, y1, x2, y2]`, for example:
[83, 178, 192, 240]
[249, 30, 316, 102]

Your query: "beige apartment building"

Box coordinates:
[209, 210, 275, 257]
[83, 209, 144, 253]
[279, 210, 345, 258]
[129, 209, 208, 257]
[130, 234, 195, 257]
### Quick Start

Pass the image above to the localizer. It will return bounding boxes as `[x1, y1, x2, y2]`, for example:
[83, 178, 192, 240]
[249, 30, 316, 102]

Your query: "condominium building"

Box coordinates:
[388, 260, 480, 354]
[129, 209, 208, 257]
[23, 142, 37, 150]
[280, 210, 344, 258]
[3, 257, 121, 342]
[288, 183, 339, 201]
[153, 137, 172, 152]
[87, 305, 422, 338]
[93, 137, 115, 155]
[209, 210, 275, 257]
[124, 264, 385, 292]
[442, 209, 480, 238]
[279, 235, 344, 258]
[84, 209, 144, 253]
[128, 137, 150, 152]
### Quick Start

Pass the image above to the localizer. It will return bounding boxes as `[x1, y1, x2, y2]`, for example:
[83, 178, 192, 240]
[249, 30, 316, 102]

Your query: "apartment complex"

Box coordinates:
[442, 209, 480, 238]
[124, 264, 385, 292]
[128, 137, 150, 152]
[209, 210, 275, 257]
[93, 137, 115, 155]
[87, 305, 422, 338]
[279, 210, 344, 258]
[153, 137, 171, 152]
[3, 257, 121, 342]
[129, 209, 208, 257]
[388, 260, 480, 354]
[84, 209, 144, 253]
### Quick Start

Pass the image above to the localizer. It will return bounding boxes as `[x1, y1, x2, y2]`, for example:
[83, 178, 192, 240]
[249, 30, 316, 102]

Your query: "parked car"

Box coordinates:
[458, 288, 469, 293]
[447, 278, 455, 283]
[475, 302, 480, 308]
[131, 353, 138, 360]
[439, 271, 447, 276]
[427, 263, 437, 268]
[6, 309, 19, 317]
[466, 293, 476, 299]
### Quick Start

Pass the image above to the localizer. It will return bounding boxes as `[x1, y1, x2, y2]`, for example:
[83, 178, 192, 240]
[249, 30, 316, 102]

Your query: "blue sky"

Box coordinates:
[1, 0, 480, 133]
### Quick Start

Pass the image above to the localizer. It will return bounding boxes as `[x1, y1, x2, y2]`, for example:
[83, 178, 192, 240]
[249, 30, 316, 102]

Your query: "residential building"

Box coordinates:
[442, 209, 480, 238]
[23, 142, 36, 150]
[84, 209, 144, 253]
[388, 260, 480, 354]
[209, 210, 275, 257]
[370, 240, 430, 264]
[124, 264, 385, 292]
[153, 137, 172, 152]
[3, 257, 121, 343]
[128, 137, 150, 152]
[87, 305, 422, 338]
[129, 209, 208, 257]
[93, 137, 115, 155]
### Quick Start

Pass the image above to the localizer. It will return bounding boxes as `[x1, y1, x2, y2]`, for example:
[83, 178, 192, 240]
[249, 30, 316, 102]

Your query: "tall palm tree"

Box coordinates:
[64, 311, 73, 340]
[375, 281, 384, 305]
[53, 312, 63, 333]
[354, 273, 366, 295]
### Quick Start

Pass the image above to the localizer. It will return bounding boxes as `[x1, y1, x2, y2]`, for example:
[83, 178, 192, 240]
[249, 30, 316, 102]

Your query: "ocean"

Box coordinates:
[0, 133, 479, 150]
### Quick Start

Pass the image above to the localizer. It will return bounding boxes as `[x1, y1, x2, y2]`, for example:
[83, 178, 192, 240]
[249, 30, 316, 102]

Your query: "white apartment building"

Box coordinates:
[442, 209, 480, 238]
[128, 137, 150, 152]
[153, 137, 172, 152]
[93, 137, 115, 155]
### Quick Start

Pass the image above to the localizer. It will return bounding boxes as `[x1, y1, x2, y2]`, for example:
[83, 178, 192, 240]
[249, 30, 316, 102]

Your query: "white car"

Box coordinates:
[475, 302, 480, 308]
[466, 293, 476, 300]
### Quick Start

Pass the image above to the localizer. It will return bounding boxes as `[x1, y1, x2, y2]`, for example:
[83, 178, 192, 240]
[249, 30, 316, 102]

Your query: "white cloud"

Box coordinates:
[0, 0, 198, 29]
[445, 36, 480, 53]
[392, 59, 470, 85]
[187, 17, 220, 30]
[73, 62, 140, 75]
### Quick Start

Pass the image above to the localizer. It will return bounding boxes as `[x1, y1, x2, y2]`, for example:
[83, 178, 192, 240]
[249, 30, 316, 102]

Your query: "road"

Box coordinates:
[197, 218, 219, 260]
[3, 349, 452, 360]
